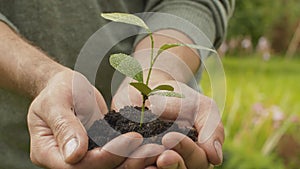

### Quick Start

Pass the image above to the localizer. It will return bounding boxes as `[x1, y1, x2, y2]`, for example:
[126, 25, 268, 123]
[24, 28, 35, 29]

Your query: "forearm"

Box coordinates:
[134, 29, 200, 84]
[0, 22, 67, 98]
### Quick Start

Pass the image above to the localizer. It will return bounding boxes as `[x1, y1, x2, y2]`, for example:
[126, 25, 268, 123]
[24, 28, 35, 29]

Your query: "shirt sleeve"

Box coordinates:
[0, 12, 19, 33]
[135, 0, 235, 49]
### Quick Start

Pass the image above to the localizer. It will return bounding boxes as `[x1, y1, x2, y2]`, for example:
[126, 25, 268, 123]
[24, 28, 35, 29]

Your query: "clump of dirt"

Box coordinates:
[88, 106, 198, 150]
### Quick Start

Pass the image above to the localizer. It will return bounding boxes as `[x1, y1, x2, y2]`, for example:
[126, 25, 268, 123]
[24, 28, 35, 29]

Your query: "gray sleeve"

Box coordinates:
[135, 0, 235, 48]
[0, 12, 19, 33]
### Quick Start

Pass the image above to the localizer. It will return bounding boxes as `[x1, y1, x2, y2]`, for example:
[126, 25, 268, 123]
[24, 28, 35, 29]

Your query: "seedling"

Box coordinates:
[102, 13, 215, 126]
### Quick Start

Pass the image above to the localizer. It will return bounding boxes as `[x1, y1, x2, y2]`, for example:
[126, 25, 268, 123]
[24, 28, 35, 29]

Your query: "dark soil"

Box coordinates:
[88, 106, 198, 150]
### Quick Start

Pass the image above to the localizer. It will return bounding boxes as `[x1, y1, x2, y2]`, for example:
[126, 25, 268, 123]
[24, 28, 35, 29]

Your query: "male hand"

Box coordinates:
[113, 79, 224, 169]
[27, 69, 143, 169]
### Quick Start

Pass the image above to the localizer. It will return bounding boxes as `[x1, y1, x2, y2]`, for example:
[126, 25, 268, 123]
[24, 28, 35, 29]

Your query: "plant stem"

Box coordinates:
[142, 31, 154, 126]
[145, 33, 154, 86]
[140, 95, 147, 127]
[152, 52, 160, 67]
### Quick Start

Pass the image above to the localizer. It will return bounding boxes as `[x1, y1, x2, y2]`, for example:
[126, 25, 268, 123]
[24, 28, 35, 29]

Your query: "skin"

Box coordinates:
[0, 20, 224, 169]
[0, 21, 145, 168]
[113, 30, 224, 168]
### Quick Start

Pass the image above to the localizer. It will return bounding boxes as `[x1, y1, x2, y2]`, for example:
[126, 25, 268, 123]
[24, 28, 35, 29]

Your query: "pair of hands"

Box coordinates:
[27, 69, 224, 169]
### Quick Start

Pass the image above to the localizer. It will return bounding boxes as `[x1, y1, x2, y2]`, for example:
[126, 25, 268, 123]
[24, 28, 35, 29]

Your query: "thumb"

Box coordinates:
[198, 122, 224, 165]
[195, 98, 225, 165]
[45, 106, 88, 164]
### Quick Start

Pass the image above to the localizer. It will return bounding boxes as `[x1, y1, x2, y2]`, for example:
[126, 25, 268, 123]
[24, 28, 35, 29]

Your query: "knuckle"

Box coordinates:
[28, 97, 41, 114]
[218, 122, 224, 131]
[217, 123, 225, 142]
[200, 95, 216, 105]
[53, 117, 70, 138]
[121, 164, 130, 169]
[140, 144, 164, 157]
[27, 98, 44, 128]
[28, 92, 51, 118]
[206, 97, 218, 108]
[30, 152, 39, 166]
[198, 95, 219, 112]
[30, 148, 45, 167]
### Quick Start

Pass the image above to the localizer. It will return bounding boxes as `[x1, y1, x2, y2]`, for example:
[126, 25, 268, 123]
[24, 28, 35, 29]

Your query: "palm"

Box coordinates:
[113, 79, 224, 167]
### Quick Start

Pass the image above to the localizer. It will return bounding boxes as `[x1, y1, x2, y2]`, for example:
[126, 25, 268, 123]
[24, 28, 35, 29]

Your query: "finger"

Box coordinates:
[117, 144, 165, 169]
[102, 132, 143, 157]
[112, 78, 142, 111]
[30, 102, 88, 164]
[28, 132, 143, 169]
[72, 72, 105, 129]
[75, 132, 143, 169]
[145, 166, 158, 169]
[28, 109, 83, 168]
[162, 132, 209, 169]
[149, 81, 198, 122]
[75, 148, 125, 169]
[93, 86, 108, 114]
[195, 97, 225, 165]
[157, 150, 187, 169]
[197, 123, 224, 165]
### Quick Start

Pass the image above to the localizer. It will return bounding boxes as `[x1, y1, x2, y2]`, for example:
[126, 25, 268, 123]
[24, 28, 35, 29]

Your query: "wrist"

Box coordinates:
[134, 29, 200, 84]
[32, 64, 70, 98]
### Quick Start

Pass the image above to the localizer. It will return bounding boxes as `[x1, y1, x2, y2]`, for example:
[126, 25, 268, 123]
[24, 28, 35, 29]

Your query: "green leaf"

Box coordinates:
[101, 13, 150, 32]
[157, 43, 217, 57]
[149, 91, 184, 98]
[109, 53, 143, 82]
[152, 85, 174, 92]
[130, 82, 151, 96]
[184, 44, 217, 53]
[157, 44, 181, 56]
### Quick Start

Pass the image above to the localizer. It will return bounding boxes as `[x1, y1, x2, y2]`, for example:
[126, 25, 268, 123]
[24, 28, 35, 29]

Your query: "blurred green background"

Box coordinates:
[201, 0, 300, 168]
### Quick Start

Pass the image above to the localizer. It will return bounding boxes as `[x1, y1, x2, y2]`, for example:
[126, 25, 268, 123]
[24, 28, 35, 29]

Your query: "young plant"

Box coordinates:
[101, 13, 215, 126]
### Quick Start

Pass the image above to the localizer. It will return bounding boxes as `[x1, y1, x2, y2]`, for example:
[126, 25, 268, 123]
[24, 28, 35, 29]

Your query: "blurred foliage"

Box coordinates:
[215, 143, 285, 169]
[227, 0, 300, 49]
[201, 56, 300, 169]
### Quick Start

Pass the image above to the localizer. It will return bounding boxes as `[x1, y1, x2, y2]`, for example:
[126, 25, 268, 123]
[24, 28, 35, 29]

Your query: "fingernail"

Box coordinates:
[214, 141, 223, 163]
[64, 138, 78, 160]
[162, 163, 178, 169]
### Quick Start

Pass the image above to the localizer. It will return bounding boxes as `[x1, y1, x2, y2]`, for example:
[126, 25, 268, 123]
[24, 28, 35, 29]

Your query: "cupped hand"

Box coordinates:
[27, 70, 143, 168]
[152, 81, 225, 167]
[113, 79, 224, 169]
